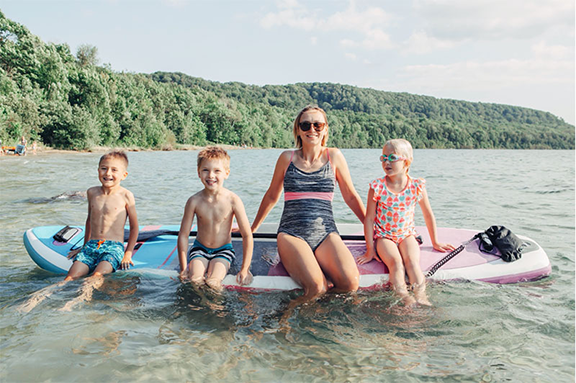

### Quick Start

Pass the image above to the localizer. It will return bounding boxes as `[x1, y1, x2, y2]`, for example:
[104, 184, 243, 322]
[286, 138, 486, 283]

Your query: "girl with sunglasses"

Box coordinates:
[251, 106, 365, 300]
[358, 139, 454, 306]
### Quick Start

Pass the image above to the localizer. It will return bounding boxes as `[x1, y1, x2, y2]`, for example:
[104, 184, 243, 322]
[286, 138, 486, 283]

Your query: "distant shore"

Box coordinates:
[1, 144, 259, 158]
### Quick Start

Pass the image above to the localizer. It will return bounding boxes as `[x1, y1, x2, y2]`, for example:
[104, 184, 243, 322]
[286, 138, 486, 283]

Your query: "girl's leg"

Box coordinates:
[277, 233, 328, 300]
[314, 233, 359, 293]
[398, 236, 430, 306]
[375, 238, 416, 306]
[188, 257, 209, 285]
[205, 258, 231, 292]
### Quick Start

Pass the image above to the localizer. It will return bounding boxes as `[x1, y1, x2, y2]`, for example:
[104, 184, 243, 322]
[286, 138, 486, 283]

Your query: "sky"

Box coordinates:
[2, 0, 575, 124]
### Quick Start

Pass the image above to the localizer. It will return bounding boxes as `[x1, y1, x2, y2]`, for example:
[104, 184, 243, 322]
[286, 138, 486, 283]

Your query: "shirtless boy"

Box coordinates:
[177, 146, 253, 291]
[19, 150, 138, 312]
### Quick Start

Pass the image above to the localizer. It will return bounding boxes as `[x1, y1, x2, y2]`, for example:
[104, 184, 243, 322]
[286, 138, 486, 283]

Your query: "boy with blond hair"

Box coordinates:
[178, 146, 253, 291]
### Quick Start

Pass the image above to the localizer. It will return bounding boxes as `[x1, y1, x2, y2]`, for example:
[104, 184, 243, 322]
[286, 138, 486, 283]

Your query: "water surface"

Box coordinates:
[1, 149, 574, 382]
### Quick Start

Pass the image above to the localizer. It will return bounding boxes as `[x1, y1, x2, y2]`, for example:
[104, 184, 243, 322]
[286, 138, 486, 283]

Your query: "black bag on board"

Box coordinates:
[480, 225, 526, 262]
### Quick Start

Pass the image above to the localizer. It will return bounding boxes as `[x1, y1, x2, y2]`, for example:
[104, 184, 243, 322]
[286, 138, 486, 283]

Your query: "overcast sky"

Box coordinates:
[2, 0, 574, 124]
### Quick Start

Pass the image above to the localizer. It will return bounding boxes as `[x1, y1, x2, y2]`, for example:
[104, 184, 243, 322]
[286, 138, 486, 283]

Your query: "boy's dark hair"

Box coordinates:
[197, 146, 230, 170]
[99, 150, 129, 168]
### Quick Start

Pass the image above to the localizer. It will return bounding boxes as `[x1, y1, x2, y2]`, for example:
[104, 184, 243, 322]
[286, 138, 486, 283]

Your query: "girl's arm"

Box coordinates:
[177, 198, 196, 277]
[419, 189, 455, 252]
[121, 190, 139, 269]
[251, 151, 291, 232]
[358, 188, 381, 264]
[330, 148, 366, 223]
[232, 194, 254, 285]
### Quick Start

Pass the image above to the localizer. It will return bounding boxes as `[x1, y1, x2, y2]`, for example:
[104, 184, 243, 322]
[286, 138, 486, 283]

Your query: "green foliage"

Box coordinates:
[0, 12, 573, 150]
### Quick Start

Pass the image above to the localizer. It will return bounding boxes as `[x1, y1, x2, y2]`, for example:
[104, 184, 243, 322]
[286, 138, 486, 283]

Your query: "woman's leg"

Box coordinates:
[314, 233, 359, 293]
[277, 233, 328, 300]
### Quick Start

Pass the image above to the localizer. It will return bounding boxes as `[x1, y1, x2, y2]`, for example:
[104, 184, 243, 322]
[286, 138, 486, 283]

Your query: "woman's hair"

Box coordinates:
[384, 139, 413, 173]
[197, 146, 230, 170]
[292, 105, 329, 148]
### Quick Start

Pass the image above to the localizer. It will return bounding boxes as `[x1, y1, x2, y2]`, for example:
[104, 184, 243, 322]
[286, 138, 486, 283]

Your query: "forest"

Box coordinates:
[1, 11, 574, 151]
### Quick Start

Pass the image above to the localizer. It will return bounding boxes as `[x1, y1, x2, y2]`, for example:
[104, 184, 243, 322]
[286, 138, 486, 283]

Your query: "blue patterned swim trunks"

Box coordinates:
[75, 240, 125, 272]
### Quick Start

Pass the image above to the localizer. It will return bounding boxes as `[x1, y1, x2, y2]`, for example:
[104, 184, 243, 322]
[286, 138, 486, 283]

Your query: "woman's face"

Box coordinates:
[298, 110, 327, 147]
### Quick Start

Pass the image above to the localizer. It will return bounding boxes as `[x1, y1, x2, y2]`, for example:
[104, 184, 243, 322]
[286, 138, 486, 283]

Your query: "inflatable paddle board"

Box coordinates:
[23, 223, 551, 290]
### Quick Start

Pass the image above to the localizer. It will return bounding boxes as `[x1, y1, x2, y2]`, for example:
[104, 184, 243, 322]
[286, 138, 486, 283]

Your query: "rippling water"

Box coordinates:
[1, 149, 574, 382]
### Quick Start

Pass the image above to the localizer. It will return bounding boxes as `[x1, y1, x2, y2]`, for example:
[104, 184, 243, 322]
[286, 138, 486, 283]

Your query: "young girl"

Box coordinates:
[358, 139, 454, 306]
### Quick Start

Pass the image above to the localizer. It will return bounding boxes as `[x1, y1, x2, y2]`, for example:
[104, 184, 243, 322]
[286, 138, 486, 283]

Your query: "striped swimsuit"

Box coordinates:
[277, 149, 339, 251]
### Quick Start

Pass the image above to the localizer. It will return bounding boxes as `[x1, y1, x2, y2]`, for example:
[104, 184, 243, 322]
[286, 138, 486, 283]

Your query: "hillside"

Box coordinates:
[1, 11, 573, 150]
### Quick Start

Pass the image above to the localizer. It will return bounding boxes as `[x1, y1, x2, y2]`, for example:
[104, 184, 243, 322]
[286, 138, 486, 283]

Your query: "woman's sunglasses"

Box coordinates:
[380, 154, 406, 163]
[299, 121, 326, 132]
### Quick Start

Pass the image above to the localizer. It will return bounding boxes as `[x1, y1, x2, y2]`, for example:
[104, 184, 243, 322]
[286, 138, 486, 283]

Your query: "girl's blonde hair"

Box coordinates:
[292, 105, 329, 149]
[384, 139, 413, 174]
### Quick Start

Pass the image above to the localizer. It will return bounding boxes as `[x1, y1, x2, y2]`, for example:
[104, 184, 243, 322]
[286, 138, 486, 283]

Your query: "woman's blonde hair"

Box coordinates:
[292, 106, 329, 149]
[384, 139, 413, 174]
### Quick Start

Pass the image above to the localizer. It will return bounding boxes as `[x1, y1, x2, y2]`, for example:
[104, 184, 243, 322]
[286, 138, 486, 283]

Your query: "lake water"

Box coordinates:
[1, 149, 574, 382]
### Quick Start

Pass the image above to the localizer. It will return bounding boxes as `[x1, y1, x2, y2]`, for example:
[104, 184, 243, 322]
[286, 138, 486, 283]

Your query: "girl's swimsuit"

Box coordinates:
[370, 176, 425, 244]
[277, 149, 339, 251]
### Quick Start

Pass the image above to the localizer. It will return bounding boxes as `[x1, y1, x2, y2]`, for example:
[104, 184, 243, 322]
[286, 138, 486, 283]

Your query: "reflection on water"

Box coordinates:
[1, 149, 574, 381]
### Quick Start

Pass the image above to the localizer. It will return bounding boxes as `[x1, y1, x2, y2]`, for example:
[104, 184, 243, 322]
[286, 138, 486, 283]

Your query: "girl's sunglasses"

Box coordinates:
[380, 154, 406, 163]
[299, 121, 326, 132]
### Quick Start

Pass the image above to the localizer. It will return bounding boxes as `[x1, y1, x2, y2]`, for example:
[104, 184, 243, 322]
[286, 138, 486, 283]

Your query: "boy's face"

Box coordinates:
[98, 157, 128, 188]
[198, 158, 229, 191]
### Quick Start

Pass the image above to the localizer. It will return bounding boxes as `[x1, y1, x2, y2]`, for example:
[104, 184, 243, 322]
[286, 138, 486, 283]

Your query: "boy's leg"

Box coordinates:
[188, 257, 209, 285]
[398, 236, 430, 306]
[376, 238, 416, 306]
[60, 261, 113, 311]
[205, 258, 230, 291]
[64, 261, 91, 281]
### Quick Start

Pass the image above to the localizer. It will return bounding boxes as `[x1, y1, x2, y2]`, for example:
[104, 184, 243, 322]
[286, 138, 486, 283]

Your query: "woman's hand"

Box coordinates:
[432, 242, 456, 252]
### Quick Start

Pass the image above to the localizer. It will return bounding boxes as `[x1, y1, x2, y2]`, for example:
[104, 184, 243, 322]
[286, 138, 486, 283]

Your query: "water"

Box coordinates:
[1, 149, 574, 382]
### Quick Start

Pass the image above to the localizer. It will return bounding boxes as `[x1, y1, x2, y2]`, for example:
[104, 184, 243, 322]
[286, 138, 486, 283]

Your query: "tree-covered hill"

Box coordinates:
[1, 11, 573, 150]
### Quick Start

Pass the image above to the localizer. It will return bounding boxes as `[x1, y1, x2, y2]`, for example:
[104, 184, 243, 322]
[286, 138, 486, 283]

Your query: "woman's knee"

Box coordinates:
[302, 279, 328, 297]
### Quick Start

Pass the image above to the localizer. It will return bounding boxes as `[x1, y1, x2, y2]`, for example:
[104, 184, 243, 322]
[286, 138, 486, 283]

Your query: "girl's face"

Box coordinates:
[297, 110, 327, 147]
[381, 145, 408, 177]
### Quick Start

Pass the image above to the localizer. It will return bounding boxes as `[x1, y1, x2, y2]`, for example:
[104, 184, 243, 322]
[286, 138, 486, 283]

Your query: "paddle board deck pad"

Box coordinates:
[23, 223, 551, 290]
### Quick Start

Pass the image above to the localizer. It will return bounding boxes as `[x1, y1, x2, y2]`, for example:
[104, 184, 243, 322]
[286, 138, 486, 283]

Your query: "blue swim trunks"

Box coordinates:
[187, 240, 235, 264]
[75, 240, 125, 272]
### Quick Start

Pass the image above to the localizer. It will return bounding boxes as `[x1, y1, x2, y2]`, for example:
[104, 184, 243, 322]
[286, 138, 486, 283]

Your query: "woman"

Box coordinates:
[251, 106, 365, 299]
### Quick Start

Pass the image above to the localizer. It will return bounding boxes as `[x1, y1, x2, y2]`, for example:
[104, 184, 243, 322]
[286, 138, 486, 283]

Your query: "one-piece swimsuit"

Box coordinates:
[277, 149, 339, 251]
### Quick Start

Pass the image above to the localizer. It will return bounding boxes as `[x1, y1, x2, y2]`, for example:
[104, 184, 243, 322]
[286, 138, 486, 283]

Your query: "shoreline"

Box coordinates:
[0, 144, 260, 158]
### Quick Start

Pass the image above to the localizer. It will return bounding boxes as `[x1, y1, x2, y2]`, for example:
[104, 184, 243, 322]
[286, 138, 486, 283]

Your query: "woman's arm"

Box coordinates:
[251, 151, 291, 232]
[330, 148, 366, 223]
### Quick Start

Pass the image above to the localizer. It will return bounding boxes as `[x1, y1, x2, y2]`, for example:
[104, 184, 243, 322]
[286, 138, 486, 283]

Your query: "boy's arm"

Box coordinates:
[419, 189, 454, 252]
[177, 198, 196, 278]
[358, 188, 380, 264]
[121, 190, 139, 270]
[68, 189, 92, 259]
[233, 194, 253, 285]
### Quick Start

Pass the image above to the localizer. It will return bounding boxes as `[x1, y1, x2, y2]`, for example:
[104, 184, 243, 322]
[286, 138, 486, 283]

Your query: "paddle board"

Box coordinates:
[23, 223, 551, 290]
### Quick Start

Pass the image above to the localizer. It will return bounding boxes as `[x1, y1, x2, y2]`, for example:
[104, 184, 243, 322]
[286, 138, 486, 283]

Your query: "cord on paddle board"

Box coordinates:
[425, 233, 481, 278]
